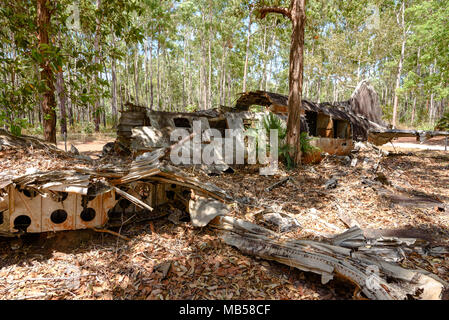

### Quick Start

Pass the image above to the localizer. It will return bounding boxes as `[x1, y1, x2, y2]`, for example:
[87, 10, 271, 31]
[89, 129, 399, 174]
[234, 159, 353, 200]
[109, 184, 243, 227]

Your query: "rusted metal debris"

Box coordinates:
[235, 82, 449, 147]
[235, 81, 386, 145]
[115, 102, 354, 169]
[1, 136, 448, 300]
[0, 145, 231, 237]
[0, 129, 66, 156]
[114, 81, 392, 164]
[209, 216, 447, 300]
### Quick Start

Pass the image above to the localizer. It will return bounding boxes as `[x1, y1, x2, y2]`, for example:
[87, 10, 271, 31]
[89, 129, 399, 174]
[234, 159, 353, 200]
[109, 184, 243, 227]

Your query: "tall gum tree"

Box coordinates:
[37, 0, 57, 144]
[93, 0, 102, 132]
[258, 0, 307, 165]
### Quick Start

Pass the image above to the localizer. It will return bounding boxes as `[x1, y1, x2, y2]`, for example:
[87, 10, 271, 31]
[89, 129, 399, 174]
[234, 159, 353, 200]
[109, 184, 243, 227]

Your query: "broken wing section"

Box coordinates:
[0, 173, 118, 235]
[209, 216, 446, 300]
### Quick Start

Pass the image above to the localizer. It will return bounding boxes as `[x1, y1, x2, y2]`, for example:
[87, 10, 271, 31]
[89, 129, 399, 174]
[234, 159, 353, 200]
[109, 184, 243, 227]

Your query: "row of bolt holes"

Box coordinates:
[13, 208, 96, 232]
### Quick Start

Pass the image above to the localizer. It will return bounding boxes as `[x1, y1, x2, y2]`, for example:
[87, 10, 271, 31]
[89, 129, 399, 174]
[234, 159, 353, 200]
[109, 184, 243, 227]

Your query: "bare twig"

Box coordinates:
[90, 227, 131, 241]
[265, 177, 290, 192]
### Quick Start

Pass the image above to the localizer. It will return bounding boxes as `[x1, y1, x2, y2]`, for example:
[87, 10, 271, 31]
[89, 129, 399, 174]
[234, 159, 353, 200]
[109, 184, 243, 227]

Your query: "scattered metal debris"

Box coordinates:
[324, 178, 338, 189]
[261, 211, 301, 233]
[0, 146, 231, 236]
[209, 216, 446, 300]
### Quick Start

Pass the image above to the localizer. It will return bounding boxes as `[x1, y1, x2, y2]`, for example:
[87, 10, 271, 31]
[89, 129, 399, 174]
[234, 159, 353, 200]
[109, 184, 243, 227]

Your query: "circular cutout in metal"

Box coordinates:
[13, 215, 31, 232]
[50, 209, 68, 224]
[80, 208, 96, 222]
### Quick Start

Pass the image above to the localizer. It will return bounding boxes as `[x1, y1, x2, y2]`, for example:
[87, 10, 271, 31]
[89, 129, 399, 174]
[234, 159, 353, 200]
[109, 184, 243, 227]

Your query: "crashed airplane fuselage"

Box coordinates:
[120, 81, 391, 162]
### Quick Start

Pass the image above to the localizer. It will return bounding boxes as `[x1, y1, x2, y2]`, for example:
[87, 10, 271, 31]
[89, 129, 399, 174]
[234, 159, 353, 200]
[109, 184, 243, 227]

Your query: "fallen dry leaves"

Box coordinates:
[0, 143, 448, 300]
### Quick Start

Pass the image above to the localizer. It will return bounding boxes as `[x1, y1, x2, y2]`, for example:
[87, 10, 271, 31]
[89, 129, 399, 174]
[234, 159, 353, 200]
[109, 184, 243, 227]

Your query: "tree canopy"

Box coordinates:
[0, 0, 448, 139]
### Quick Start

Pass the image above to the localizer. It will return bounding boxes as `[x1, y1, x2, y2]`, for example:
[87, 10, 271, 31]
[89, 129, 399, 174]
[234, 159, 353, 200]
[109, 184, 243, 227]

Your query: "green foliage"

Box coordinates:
[82, 122, 94, 135]
[300, 132, 320, 155]
[262, 112, 287, 140]
[381, 104, 393, 122]
[435, 113, 449, 131]
[260, 112, 293, 169]
[185, 104, 198, 113]
[10, 122, 23, 136]
[250, 112, 319, 170]
[278, 143, 294, 170]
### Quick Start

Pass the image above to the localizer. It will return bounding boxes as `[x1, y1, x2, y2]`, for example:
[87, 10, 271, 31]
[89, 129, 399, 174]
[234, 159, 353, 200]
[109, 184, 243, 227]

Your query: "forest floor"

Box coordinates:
[0, 138, 448, 300]
[55, 133, 114, 159]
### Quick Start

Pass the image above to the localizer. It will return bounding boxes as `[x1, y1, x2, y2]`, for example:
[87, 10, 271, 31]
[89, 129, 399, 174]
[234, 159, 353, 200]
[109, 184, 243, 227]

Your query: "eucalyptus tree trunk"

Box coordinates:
[259, 0, 307, 165]
[430, 92, 435, 124]
[93, 0, 102, 132]
[187, 34, 192, 108]
[157, 38, 160, 110]
[119, 84, 124, 112]
[259, 24, 267, 90]
[134, 44, 139, 105]
[144, 41, 149, 107]
[148, 38, 154, 110]
[126, 53, 131, 102]
[429, 59, 438, 124]
[242, 5, 253, 92]
[219, 43, 226, 105]
[207, 1, 212, 109]
[199, 13, 208, 110]
[56, 70, 67, 135]
[221, 46, 227, 106]
[164, 50, 171, 110]
[111, 54, 118, 125]
[411, 47, 421, 124]
[37, 0, 56, 143]
[200, 39, 207, 110]
[392, 1, 407, 128]
[208, 35, 212, 109]
[182, 31, 187, 109]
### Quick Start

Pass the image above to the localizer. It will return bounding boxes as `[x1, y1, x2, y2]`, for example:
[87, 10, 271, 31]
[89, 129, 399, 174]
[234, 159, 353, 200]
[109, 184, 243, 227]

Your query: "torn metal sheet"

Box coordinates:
[0, 152, 231, 236]
[368, 129, 449, 146]
[209, 216, 446, 300]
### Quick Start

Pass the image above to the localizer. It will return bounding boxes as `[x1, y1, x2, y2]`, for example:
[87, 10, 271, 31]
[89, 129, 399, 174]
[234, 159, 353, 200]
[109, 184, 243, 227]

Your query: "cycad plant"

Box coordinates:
[246, 112, 320, 170]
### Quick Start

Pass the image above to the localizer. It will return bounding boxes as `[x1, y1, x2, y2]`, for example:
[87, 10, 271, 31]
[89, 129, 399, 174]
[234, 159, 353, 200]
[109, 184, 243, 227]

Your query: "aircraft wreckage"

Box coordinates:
[1, 81, 448, 300]
[1, 80, 447, 237]
[0, 132, 448, 300]
[115, 80, 448, 166]
[0, 141, 230, 236]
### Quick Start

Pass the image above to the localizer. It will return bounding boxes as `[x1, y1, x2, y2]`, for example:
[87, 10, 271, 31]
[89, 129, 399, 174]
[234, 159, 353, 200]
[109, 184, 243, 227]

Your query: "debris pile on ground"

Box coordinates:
[1, 131, 449, 300]
[210, 216, 446, 300]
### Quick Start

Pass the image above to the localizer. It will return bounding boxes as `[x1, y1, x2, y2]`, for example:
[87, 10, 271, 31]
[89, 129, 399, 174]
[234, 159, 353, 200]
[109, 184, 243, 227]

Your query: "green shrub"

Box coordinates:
[300, 132, 320, 155]
[185, 105, 198, 113]
[248, 112, 320, 170]
[435, 112, 449, 131]
[82, 122, 94, 135]
[262, 112, 287, 140]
